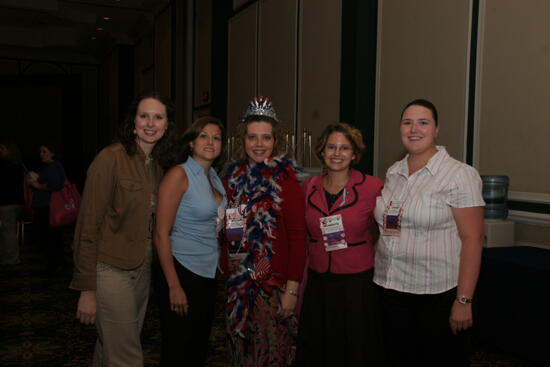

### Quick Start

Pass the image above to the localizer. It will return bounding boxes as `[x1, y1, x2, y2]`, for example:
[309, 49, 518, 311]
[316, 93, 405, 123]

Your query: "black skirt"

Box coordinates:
[295, 268, 384, 367]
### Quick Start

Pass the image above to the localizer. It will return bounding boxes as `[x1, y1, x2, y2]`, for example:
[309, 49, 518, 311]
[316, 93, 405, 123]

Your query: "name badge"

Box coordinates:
[226, 204, 246, 242]
[320, 214, 348, 251]
[383, 200, 403, 236]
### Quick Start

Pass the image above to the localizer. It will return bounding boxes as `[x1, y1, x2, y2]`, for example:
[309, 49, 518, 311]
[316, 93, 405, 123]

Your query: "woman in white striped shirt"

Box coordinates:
[374, 99, 485, 367]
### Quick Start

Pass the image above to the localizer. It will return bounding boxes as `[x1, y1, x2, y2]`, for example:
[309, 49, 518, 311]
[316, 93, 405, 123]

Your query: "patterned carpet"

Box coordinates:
[0, 225, 536, 366]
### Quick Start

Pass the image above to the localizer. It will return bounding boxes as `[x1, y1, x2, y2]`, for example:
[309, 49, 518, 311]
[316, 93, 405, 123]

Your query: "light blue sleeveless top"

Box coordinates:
[171, 157, 227, 278]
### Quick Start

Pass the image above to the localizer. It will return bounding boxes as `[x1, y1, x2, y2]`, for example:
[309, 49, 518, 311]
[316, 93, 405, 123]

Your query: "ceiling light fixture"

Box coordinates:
[103, 16, 111, 21]
[97, 27, 104, 31]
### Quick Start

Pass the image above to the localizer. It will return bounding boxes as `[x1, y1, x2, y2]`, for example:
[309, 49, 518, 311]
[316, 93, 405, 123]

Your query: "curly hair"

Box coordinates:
[178, 116, 226, 171]
[315, 122, 365, 166]
[118, 91, 177, 168]
[232, 115, 287, 162]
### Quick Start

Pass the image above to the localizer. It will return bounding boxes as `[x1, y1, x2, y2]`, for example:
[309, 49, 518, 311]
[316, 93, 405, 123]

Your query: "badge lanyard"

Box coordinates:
[381, 179, 412, 237]
[382, 200, 404, 236]
[340, 188, 347, 207]
[225, 197, 247, 243]
[320, 213, 348, 251]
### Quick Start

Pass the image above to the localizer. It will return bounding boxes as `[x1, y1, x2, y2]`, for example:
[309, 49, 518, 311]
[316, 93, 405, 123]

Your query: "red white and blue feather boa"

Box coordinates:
[225, 155, 299, 338]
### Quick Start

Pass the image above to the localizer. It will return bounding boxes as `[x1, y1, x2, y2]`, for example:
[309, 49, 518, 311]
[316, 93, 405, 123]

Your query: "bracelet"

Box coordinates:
[286, 289, 299, 297]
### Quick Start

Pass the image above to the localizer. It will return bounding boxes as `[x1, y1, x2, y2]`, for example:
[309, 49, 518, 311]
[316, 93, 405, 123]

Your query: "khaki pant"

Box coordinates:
[93, 246, 152, 367]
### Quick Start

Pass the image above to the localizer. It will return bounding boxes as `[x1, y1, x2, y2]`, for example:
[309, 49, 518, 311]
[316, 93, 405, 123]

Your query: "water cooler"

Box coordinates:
[481, 175, 515, 247]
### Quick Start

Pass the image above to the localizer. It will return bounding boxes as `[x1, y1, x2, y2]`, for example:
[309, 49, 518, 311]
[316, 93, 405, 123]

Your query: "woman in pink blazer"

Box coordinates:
[295, 123, 384, 366]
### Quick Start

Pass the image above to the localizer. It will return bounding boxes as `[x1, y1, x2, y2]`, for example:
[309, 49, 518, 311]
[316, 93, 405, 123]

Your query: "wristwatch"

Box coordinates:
[455, 295, 473, 305]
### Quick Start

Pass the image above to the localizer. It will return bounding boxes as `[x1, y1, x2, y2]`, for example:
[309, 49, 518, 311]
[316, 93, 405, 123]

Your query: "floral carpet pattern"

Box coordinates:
[0, 226, 535, 366]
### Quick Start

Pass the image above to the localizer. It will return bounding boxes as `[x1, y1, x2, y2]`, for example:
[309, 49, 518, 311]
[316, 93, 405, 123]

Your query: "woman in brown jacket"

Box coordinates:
[70, 92, 176, 366]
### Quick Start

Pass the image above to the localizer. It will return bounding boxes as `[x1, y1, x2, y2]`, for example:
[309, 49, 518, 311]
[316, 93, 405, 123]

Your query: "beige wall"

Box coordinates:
[375, 0, 472, 177]
[477, 0, 550, 194]
[258, 0, 298, 140]
[226, 0, 341, 166]
[376, 0, 550, 245]
[227, 2, 258, 133]
[476, 0, 550, 246]
[298, 0, 341, 167]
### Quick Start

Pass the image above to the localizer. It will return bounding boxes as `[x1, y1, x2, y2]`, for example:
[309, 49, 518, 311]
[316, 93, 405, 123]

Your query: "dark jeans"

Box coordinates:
[33, 206, 64, 272]
[378, 286, 471, 367]
[153, 258, 217, 367]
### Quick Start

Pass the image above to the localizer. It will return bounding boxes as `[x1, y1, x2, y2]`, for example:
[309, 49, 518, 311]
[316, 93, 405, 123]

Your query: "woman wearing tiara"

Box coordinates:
[222, 96, 306, 366]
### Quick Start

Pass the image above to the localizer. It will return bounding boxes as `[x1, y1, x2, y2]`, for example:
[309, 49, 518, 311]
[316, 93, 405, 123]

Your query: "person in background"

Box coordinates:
[70, 91, 177, 366]
[0, 138, 25, 265]
[153, 116, 227, 366]
[223, 96, 306, 367]
[374, 99, 485, 366]
[27, 143, 65, 274]
[295, 123, 384, 366]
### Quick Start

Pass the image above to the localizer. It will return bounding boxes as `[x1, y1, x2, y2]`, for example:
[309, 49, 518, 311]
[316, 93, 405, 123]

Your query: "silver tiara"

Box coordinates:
[240, 96, 278, 122]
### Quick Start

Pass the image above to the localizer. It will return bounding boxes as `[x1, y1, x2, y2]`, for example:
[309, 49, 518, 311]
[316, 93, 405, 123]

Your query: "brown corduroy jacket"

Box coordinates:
[70, 142, 163, 291]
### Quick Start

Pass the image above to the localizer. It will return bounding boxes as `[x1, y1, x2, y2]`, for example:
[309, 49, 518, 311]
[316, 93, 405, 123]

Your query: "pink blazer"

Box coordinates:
[303, 169, 383, 274]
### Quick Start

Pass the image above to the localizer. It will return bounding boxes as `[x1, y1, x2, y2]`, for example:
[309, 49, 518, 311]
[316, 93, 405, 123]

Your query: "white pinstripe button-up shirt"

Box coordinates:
[374, 146, 485, 294]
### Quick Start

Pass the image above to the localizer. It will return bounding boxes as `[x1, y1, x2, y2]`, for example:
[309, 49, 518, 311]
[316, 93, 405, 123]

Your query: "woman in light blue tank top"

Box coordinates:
[153, 116, 227, 366]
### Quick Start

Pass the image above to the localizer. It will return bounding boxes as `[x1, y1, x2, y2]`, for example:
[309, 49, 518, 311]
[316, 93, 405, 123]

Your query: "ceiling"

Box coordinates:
[0, 0, 169, 63]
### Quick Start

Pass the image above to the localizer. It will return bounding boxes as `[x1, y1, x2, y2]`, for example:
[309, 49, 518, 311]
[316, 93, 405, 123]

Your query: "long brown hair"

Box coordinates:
[118, 91, 177, 168]
[178, 116, 226, 171]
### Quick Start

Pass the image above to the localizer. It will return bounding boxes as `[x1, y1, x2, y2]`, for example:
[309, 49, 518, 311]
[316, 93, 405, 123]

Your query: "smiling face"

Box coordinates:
[244, 121, 274, 164]
[322, 132, 356, 172]
[134, 97, 168, 154]
[400, 104, 439, 156]
[190, 123, 223, 165]
[39, 145, 55, 164]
